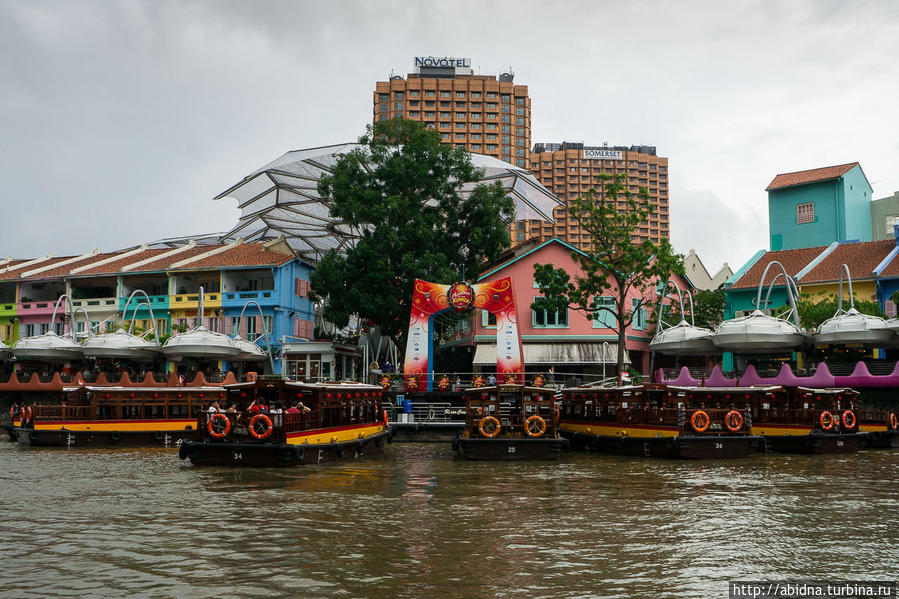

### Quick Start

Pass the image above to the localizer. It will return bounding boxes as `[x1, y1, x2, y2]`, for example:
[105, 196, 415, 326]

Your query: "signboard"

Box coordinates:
[584, 148, 623, 160]
[414, 56, 471, 69]
[447, 282, 474, 312]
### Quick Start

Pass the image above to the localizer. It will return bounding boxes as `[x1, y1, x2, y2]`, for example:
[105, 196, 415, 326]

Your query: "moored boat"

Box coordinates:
[452, 384, 567, 460]
[855, 405, 898, 449]
[178, 379, 391, 467]
[12, 385, 219, 446]
[747, 386, 864, 454]
[559, 384, 763, 459]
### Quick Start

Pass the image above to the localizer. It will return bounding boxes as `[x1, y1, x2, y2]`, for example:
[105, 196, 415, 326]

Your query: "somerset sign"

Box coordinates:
[583, 148, 623, 160]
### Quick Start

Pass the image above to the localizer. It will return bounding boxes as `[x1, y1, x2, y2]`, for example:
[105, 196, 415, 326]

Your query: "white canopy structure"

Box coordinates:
[213, 143, 562, 260]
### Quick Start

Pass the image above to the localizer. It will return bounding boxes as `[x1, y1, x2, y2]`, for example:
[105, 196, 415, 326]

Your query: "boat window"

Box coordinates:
[146, 404, 166, 419]
[122, 405, 142, 419]
[98, 404, 117, 419]
[169, 404, 188, 418]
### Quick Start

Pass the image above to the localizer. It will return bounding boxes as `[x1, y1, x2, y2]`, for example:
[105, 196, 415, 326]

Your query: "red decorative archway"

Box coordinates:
[403, 277, 522, 390]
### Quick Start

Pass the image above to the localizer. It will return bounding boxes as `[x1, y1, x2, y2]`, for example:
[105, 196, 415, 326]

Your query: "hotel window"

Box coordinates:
[796, 203, 815, 224]
[502, 135, 510, 144]
[409, 111, 419, 118]
[409, 100, 419, 107]
[515, 97, 525, 105]
[486, 102, 497, 109]
[516, 117, 525, 126]
[455, 112, 465, 118]
[409, 90, 419, 97]
[471, 144, 481, 151]
[441, 133, 450, 140]
[471, 102, 481, 109]
[471, 123, 481, 130]
[394, 92, 403, 100]
[455, 91, 466, 98]
[378, 104, 387, 113]
[425, 90, 435, 97]
[516, 127, 525, 136]
[501, 105, 511, 113]
[455, 101, 466, 108]
[439, 122, 450, 129]
[455, 133, 466, 140]
[440, 91, 450, 98]
[440, 101, 450, 108]
[487, 92, 497, 99]
[440, 112, 450, 119]
[425, 111, 435, 118]
[486, 144, 496, 151]
[502, 115, 510, 123]
[471, 92, 481, 99]
[502, 125, 510, 133]
[516, 159, 525, 167]
[394, 102, 403, 110]
[378, 93, 388, 101]
[502, 146, 511, 154]
[471, 133, 481, 140]
[486, 133, 497, 140]
[516, 149, 525, 157]
[486, 123, 497, 130]
[486, 113, 496, 120]
[532, 297, 568, 327]
[470, 112, 481, 119]
[455, 122, 466, 129]
[501, 94, 510, 102]
[517, 138, 526, 147]
[425, 101, 435, 107]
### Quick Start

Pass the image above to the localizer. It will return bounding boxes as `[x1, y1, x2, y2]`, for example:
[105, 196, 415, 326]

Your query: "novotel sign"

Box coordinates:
[583, 148, 623, 160]
[414, 56, 471, 69]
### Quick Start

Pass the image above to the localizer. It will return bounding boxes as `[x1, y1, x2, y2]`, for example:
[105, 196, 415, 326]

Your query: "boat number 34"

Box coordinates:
[233, 452, 243, 461]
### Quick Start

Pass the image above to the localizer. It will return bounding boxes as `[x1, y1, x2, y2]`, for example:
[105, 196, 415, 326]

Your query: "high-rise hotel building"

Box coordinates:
[523, 142, 670, 250]
[373, 57, 531, 168]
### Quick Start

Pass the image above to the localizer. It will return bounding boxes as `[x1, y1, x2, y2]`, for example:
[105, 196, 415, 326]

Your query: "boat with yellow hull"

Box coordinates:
[178, 380, 392, 467]
[12, 385, 221, 446]
[559, 385, 762, 459]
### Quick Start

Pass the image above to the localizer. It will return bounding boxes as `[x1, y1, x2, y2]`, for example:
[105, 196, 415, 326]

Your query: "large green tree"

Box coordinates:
[533, 172, 683, 380]
[311, 119, 514, 354]
[663, 287, 726, 331]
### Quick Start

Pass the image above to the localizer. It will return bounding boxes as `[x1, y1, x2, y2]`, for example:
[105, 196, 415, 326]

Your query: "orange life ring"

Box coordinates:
[841, 410, 856, 429]
[524, 415, 547, 438]
[478, 415, 501, 438]
[819, 410, 835, 431]
[249, 414, 273, 440]
[724, 410, 744, 433]
[890, 412, 899, 431]
[207, 413, 231, 439]
[690, 410, 710, 433]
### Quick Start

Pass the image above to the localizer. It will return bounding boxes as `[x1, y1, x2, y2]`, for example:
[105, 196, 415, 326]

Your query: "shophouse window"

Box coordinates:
[631, 298, 648, 330]
[593, 297, 616, 328]
[796, 203, 815, 224]
[532, 297, 568, 327]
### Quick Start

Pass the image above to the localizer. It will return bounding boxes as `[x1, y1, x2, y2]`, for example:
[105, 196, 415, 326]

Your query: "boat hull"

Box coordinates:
[761, 432, 861, 454]
[562, 429, 762, 459]
[179, 429, 393, 467]
[454, 436, 568, 460]
[14, 425, 196, 447]
[860, 430, 899, 449]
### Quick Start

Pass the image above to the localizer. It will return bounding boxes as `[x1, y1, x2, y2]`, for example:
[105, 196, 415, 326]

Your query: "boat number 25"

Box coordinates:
[233, 452, 243, 461]
[715, 442, 723, 450]
[508, 446, 516, 453]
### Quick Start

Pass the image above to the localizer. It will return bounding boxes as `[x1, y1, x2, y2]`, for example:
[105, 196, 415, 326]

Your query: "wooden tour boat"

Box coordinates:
[452, 384, 568, 460]
[857, 405, 899, 449]
[178, 379, 392, 467]
[9, 385, 221, 447]
[559, 384, 763, 459]
[744, 386, 864, 454]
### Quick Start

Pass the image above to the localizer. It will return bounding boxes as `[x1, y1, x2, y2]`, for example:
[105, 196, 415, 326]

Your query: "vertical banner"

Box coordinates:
[403, 280, 451, 391]
[473, 277, 523, 383]
[403, 277, 523, 389]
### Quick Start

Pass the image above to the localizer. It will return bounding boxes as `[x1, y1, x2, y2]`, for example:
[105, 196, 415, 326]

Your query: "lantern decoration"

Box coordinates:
[533, 374, 545, 387]
[405, 375, 419, 391]
[505, 374, 519, 385]
[380, 375, 392, 390]
[438, 376, 450, 391]
[473, 375, 485, 388]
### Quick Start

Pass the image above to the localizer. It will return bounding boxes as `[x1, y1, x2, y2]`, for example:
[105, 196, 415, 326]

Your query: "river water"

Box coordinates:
[0, 441, 896, 598]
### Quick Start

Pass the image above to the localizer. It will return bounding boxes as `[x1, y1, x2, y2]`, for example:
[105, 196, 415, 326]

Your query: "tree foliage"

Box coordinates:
[533, 172, 683, 378]
[794, 293, 885, 330]
[663, 288, 726, 330]
[310, 119, 515, 353]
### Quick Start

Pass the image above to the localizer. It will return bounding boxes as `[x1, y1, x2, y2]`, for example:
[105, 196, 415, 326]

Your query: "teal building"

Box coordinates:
[767, 162, 872, 251]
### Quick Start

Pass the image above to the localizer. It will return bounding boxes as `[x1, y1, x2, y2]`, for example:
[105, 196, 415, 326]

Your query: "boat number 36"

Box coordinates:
[233, 452, 243, 461]
[715, 442, 723, 450]
[508, 446, 516, 453]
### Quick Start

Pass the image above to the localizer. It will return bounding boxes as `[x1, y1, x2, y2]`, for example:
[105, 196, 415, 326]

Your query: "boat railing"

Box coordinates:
[563, 405, 755, 434]
[31, 405, 93, 421]
[198, 408, 386, 442]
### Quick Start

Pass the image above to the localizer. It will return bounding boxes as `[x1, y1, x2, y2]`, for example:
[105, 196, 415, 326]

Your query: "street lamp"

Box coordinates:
[602, 341, 610, 384]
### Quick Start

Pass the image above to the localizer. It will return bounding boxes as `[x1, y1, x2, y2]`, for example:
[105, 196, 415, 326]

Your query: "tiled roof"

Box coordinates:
[799, 240, 894, 284]
[0, 256, 81, 281]
[877, 248, 899, 278]
[180, 244, 294, 269]
[729, 246, 828, 290]
[125, 245, 214, 273]
[765, 162, 858, 191]
[72, 249, 171, 276]
[30, 252, 122, 279]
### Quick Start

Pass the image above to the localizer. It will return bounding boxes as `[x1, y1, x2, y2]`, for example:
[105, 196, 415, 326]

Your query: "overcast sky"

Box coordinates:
[2, 0, 898, 275]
